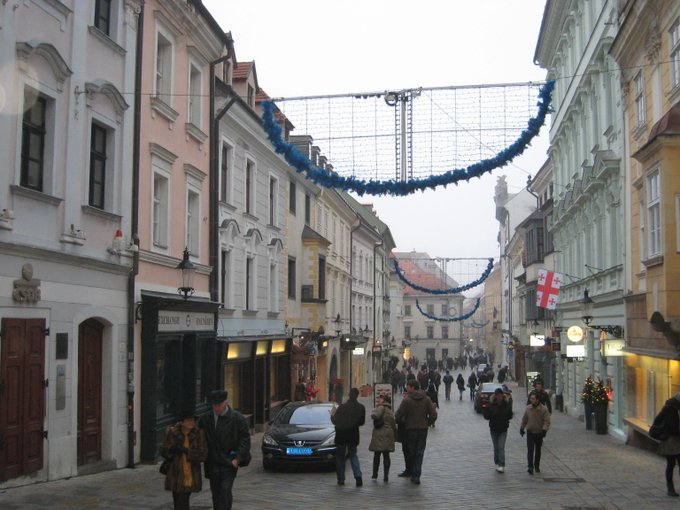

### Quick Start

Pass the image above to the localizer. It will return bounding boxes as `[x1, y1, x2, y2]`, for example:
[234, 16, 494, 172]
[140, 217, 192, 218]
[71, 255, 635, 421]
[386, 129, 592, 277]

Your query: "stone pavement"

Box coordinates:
[0, 376, 676, 510]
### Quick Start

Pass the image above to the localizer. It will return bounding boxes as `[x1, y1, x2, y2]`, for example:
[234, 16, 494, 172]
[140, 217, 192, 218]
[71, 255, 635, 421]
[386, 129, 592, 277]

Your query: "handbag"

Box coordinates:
[650, 423, 669, 441]
[373, 415, 385, 428]
[159, 457, 171, 475]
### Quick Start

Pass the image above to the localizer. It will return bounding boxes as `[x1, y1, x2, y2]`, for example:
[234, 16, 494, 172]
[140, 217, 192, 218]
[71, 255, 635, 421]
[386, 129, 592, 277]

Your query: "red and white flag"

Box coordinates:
[536, 269, 563, 310]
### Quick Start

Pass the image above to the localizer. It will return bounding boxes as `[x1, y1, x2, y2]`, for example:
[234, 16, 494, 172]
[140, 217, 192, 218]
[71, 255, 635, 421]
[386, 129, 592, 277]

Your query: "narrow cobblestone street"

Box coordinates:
[1, 379, 675, 509]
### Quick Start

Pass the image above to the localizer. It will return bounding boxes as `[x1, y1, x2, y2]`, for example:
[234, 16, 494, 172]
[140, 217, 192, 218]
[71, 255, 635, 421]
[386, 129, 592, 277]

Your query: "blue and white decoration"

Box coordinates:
[393, 258, 493, 295]
[261, 81, 554, 196]
[416, 298, 481, 322]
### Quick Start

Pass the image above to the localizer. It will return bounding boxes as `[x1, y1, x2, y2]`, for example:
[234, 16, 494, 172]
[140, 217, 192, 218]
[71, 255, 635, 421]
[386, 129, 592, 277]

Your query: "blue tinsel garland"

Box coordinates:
[393, 258, 493, 295]
[416, 298, 481, 322]
[261, 81, 554, 196]
[469, 319, 490, 329]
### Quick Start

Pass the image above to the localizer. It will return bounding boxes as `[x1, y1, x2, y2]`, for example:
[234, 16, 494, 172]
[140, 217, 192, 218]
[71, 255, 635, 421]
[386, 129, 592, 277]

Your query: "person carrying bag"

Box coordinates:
[652, 393, 680, 497]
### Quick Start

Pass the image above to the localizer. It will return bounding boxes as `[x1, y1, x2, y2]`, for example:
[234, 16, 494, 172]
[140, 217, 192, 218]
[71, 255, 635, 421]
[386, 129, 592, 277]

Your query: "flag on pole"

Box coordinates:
[536, 269, 563, 310]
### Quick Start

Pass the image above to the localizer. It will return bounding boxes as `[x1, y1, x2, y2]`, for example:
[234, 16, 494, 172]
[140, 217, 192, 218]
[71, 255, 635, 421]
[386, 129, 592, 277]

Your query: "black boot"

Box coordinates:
[668, 481, 679, 497]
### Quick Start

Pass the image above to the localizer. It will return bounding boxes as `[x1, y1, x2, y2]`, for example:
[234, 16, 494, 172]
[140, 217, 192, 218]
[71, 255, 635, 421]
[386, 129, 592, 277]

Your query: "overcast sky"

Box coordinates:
[204, 0, 549, 269]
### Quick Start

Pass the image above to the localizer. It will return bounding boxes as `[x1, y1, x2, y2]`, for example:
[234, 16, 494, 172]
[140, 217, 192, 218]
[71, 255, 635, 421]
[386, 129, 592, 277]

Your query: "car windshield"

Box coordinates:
[279, 405, 333, 425]
[479, 383, 501, 393]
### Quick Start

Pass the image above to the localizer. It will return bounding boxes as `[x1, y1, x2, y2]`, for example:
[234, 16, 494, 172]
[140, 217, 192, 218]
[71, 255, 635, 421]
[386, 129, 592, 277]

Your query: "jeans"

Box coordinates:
[335, 444, 362, 481]
[526, 432, 544, 468]
[490, 430, 507, 467]
[209, 465, 238, 510]
[405, 429, 428, 479]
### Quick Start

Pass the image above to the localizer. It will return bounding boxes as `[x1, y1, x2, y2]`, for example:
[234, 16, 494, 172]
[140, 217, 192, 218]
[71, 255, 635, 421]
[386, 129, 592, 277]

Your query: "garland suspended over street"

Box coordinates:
[261, 80, 554, 196]
[416, 298, 481, 322]
[393, 258, 493, 294]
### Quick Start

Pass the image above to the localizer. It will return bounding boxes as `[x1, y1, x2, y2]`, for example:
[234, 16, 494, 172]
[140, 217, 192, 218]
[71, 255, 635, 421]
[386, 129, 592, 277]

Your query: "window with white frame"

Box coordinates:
[188, 63, 201, 127]
[154, 30, 173, 105]
[221, 248, 233, 308]
[21, 89, 49, 192]
[304, 193, 311, 225]
[288, 257, 296, 299]
[152, 168, 169, 248]
[94, 0, 112, 35]
[634, 71, 645, 127]
[220, 142, 232, 203]
[269, 262, 279, 312]
[647, 169, 661, 257]
[441, 326, 449, 339]
[427, 325, 434, 339]
[671, 19, 680, 89]
[245, 255, 256, 310]
[639, 201, 646, 269]
[289, 180, 296, 214]
[186, 188, 200, 255]
[89, 122, 109, 209]
[245, 158, 255, 215]
[269, 175, 278, 226]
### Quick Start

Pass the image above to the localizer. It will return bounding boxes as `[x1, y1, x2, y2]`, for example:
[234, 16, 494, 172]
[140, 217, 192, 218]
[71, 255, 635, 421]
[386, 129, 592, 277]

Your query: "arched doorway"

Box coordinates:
[78, 319, 103, 466]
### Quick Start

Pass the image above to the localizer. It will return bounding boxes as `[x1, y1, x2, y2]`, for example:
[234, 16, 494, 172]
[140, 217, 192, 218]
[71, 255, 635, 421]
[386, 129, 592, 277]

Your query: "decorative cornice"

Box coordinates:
[184, 163, 206, 182]
[149, 143, 178, 165]
[86, 80, 129, 114]
[16, 40, 72, 91]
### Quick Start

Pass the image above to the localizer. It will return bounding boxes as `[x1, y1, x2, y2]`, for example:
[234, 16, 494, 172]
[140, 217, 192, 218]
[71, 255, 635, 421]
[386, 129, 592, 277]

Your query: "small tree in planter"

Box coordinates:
[581, 377, 596, 430]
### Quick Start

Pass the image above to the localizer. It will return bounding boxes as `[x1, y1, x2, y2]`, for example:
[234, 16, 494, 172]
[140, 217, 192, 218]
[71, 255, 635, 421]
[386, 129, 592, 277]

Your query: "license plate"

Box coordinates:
[286, 447, 312, 455]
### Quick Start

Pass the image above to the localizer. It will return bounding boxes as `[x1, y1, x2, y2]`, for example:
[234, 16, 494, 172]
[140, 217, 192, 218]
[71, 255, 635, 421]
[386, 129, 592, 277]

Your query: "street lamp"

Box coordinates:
[176, 247, 195, 300]
[580, 289, 594, 326]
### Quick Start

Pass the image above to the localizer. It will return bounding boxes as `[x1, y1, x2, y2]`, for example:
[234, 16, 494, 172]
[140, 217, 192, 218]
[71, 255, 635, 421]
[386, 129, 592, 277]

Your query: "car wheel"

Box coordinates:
[262, 459, 276, 471]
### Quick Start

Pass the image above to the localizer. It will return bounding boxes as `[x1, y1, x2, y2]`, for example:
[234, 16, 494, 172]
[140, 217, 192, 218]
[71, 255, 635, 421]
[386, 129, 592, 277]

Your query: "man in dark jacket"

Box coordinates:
[483, 388, 513, 473]
[330, 387, 366, 486]
[395, 380, 437, 484]
[527, 379, 552, 414]
[442, 370, 454, 401]
[199, 390, 251, 510]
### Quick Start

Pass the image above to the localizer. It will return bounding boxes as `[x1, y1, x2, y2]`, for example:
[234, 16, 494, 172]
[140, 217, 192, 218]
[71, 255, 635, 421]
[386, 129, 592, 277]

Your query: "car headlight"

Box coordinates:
[319, 432, 335, 447]
[262, 433, 278, 446]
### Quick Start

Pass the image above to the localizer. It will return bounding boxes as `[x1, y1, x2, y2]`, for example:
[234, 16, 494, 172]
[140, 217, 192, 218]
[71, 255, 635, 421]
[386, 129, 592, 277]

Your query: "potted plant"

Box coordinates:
[581, 377, 596, 430]
[591, 379, 609, 435]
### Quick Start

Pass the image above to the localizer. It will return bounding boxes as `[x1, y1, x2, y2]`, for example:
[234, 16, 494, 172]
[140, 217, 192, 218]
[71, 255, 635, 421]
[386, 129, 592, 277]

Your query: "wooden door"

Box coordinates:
[77, 319, 102, 466]
[0, 318, 46, 482]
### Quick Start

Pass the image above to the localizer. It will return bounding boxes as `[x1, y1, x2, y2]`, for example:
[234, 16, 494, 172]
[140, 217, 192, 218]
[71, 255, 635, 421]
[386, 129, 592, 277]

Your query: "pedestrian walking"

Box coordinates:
[199, 390, 251, 510]
[520, 391, 551, 475]
[497, 365, 508, 384]
[330, 387, 366, 486]
[395, 380, 438, 484]
[467, 372, 479, 401]
[651, 393, 680, 497]
[159, 409, 208, 510]
[442, 370, 454, 401]
[483, 388, 513, 473]
[369, 394, 396, 482]
[456, 373, 466, 401]
[426, 378, 439, 411]
[527, 378, 552, 414]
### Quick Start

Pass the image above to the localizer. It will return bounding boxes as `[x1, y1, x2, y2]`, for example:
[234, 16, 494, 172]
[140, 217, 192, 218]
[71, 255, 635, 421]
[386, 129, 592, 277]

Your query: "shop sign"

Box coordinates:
[603, 339, 625, 356]
[567, 325, 584, 342]
[566, 344, 585, 358]
[529, 334, 545, 347]
[158, 311, 214, 332]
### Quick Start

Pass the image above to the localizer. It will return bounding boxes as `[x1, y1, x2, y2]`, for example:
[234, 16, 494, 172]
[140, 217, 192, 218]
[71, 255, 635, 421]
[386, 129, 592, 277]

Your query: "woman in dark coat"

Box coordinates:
[456, 373, 466, 401]
[369, 394, 396, 482]
[653, 394, 680, 497]
[159, 410, 208, 510]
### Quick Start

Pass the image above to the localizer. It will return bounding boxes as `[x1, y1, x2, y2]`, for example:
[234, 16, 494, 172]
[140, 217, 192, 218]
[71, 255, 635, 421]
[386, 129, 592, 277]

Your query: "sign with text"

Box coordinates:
[603, 339, 625, 356]
[158, 311, 214, 332]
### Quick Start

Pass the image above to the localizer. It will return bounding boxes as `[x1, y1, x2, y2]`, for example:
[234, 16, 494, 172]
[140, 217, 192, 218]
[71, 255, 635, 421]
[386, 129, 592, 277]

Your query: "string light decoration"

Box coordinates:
[261, 80, 554, 196]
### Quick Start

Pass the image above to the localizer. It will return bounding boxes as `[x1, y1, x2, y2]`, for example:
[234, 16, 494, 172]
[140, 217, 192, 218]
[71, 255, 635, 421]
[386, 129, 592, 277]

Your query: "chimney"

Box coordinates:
[289, 135, 313, 157]
[311, 146, 321, 167]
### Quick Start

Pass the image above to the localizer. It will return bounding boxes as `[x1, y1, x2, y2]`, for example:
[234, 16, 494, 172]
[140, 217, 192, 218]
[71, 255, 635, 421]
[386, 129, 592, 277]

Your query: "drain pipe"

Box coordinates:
[127, 0, 144, 469]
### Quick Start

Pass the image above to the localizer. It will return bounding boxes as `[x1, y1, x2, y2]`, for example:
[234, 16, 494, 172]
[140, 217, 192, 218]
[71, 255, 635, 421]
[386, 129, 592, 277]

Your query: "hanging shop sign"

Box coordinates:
[603, 339, 625, 357]
[567, 325, 584, 342]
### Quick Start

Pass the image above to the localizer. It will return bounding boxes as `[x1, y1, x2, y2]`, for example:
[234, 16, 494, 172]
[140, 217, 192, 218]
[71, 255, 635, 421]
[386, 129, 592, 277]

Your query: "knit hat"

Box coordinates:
[494, 388, 504, 395]
[674, 392, 680, 402]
